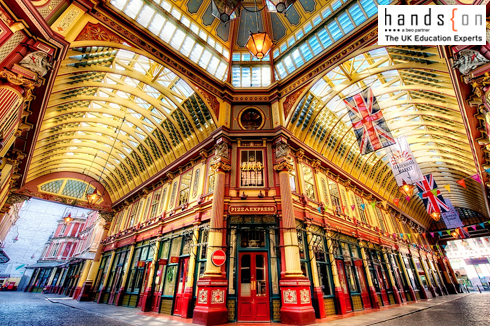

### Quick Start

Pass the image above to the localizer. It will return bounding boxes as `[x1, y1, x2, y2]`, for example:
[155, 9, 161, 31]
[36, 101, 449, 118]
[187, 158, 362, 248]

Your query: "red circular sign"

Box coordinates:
[211, 249, 226, 267]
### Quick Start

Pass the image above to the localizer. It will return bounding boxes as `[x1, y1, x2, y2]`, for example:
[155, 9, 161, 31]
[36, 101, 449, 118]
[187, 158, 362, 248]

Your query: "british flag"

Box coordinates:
[343, 88, 395, 155]
[415, 174, 449, 214]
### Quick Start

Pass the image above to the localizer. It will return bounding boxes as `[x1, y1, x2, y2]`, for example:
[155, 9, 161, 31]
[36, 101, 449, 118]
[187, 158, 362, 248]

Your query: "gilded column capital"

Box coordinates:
[211, 160, 231, 173]
[273, 160, 293, 172]
[100, 211, 115, 223]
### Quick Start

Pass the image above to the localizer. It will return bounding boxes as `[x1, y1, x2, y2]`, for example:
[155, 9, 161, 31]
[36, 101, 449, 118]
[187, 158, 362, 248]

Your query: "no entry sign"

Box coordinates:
[211, 249, 226, 267]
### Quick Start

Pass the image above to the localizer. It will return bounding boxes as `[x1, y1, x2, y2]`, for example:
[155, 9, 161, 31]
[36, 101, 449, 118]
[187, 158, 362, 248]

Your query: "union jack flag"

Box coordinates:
[343, 88, 395, 155]
[415, 174, 449, 214]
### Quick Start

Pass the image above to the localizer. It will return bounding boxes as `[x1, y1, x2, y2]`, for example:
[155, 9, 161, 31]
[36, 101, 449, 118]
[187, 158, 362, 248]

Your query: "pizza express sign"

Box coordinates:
[228, 205, 276, 215]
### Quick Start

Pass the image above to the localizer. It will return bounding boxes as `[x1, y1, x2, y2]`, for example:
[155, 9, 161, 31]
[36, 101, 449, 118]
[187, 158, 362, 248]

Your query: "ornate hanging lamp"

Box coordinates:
[86, 188, 101, 205]
[211, 0, 242, 23]
[246, 0, 273, 59]
[267, 0, 296, 13]
[399, 180, 415, 198]
[63, 212, 74, 225]
[430, 211, 441, 221]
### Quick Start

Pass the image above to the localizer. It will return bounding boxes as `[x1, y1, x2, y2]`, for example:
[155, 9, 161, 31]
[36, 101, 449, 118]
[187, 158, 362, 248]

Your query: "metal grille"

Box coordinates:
[352, 295, 363, 311]
[323, 297, 336, 315]
[227, 299, 236, 321]
[40, 180, 64, 194]
[61, 179, 88, 198]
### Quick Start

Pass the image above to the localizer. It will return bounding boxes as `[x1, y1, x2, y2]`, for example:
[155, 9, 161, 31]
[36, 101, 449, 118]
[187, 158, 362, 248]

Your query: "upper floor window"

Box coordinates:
[207, 163, 215, 194]
[289, 160, 297, 192]
[355, 195, 368, 224]
[375, 206, 386, 232]
[328, 180, 341, 212]
[150, 188, 162, 218]
[240, 150, 264, 187]
[301, 164, 316, 201]
[179, 171, 192, 206]
[128, 201, 141, 228]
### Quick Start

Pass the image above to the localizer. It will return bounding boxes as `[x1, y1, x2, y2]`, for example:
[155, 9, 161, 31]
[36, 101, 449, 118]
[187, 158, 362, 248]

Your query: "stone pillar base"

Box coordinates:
[114, 287, 125, 306]
[180, 287, 195, 318]
[140, 287, 152, 312]
[279, 277, 316, 325]
[392, 287, 402, 304]
[73, 287, 82, 300]
[334, 286, 347, 314]
[77, 281, 93, 302]
[97, 287, 106, 304]
[42, 285, 51, 294]
[407, 286, 417, 302]
[312, 286, 326, 318]
[192, 277, 228, 326]
[428, 285, 437, 298]
[445, 283, 458, 294]
[369, 286, 380, 309]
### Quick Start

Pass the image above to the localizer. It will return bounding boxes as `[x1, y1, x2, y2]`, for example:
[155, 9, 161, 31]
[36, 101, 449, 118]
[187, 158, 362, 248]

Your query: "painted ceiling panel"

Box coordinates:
[287, 45, 487, 228]
[27, 46, 217, 202]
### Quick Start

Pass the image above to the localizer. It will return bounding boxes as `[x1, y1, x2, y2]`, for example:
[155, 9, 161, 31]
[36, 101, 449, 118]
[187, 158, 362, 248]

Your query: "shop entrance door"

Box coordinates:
[173, 258, 189, 316]
[336, 259, 353, 312]
[237, 252, 270, 322]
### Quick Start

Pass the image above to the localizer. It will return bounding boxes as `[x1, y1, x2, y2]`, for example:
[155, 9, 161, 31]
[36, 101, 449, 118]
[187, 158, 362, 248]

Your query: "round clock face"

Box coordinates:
[239, 108, 264, 130]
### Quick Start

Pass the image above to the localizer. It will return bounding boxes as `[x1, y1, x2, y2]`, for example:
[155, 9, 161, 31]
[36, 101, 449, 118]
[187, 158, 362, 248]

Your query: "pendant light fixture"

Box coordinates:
[211, 0, 242, 23]
[267, 0, 296, 13]
[246, 0, 273, 59]
[86, 115, 126, 205]
[399, 180, 415, 198]
[430, 211, 441, 221]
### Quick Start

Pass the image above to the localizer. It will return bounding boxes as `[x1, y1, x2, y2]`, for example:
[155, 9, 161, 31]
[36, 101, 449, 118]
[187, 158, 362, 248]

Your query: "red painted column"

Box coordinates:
[274, 155, 316, 325]
[193, 139, 231, 326]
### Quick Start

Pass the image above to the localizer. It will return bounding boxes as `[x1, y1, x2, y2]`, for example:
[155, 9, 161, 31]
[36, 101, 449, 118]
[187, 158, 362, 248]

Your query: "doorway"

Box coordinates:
[237, 252, 270, 322]
[173, 258, 189, 316]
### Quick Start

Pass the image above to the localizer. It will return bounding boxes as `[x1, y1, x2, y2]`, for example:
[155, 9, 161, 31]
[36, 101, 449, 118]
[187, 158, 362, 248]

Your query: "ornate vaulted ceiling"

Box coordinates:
[26, 45, 217, 201]
[288, 45, 488, 226]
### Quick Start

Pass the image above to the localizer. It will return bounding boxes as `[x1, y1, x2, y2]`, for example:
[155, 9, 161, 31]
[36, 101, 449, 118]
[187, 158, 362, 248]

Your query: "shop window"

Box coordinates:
[341, 243, 359, 293]
[179, 171, 192, 206]
[328, 180, 341, 213]
[150, 188, 162, 218]
[228, 228, 237, 295]
[375, 207, 386, 232]
[240, 228, 266, 248]
[163, 265, 178, 296]
[154, 240, 170, 294]
[311, 226, 332, 296]
[196, 226, 210, 294]
[355, 195, 367, 223]
[240, 150, 264, 187]
[301, 164, 316, 201]
[269, 228, 280, 295]
[182, 232, 193, 256]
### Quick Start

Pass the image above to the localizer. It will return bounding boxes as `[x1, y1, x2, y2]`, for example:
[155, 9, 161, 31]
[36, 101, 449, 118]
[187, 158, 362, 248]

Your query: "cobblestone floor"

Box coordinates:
[0, 291, 488, 326]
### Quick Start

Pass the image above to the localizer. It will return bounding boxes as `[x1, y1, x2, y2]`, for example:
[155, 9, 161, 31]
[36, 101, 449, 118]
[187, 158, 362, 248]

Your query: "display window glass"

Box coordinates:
[240, 150, 264, 187]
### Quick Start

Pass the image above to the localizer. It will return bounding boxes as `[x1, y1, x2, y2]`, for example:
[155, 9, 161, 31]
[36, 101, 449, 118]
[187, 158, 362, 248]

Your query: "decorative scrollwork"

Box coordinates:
[273, 161, 293, 172]
[211, 161, 231, 173]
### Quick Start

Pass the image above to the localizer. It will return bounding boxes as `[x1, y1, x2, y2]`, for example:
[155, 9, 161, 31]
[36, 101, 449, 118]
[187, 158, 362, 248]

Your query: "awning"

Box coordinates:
[24, 262, 65, 269]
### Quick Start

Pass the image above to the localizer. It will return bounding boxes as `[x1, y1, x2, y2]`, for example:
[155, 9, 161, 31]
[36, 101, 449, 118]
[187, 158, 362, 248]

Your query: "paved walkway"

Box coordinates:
[0, 291, 487, 325]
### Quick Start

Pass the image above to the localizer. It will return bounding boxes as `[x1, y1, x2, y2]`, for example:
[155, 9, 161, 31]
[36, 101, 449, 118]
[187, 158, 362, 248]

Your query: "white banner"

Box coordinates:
[441, 199, 464, 229]
[386, 136, 424, 186]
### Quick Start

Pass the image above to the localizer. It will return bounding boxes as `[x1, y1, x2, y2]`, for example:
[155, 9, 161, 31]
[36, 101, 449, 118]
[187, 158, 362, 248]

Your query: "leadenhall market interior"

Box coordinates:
[1, 0, 490, 325]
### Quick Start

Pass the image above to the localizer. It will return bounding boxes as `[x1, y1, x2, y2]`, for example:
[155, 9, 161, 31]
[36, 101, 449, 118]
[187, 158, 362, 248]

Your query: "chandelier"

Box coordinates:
[245, 0, 273, 59]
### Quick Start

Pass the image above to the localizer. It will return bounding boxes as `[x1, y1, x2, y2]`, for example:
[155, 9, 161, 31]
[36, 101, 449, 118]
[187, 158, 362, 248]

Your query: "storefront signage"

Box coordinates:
[228, 205, 276, 215]
[137, 261, 145, 268]
[158, 259, 168, 266]
[170, 256, 179, 264]
[211, 249, 226, 267]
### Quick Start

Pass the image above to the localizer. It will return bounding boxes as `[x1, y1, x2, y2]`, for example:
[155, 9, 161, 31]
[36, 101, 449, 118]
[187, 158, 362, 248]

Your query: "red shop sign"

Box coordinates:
[211, 249, 226, 267]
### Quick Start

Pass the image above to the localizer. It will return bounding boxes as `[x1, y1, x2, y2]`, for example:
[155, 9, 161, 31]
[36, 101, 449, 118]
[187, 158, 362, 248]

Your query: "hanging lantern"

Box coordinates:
[430, 211, 441, 221]
[399, 180, 415, 197]
[211, 0, 241, 23]
[86, 188, 101, 205]
[63, 212, 74, 225]
[267, 0, 296, 13]
[12, 236, 18, 243]
[246, 31, 273, 59]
